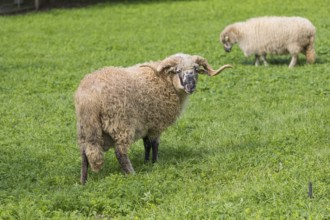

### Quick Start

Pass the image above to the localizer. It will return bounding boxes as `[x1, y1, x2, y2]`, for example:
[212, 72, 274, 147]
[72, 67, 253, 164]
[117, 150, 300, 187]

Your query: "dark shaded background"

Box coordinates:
[1, 0, 184, 14]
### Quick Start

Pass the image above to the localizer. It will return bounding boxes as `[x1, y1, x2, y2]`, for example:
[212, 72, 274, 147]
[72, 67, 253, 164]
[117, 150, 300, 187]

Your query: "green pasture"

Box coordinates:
[0, 0, 329, 219]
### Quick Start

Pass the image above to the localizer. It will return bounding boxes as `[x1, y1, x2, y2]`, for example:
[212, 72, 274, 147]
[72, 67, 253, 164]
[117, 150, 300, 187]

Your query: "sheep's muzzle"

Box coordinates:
[183, 77, 196, 94]
[224, 45, 232, 52]
[180, 71, 197, 94]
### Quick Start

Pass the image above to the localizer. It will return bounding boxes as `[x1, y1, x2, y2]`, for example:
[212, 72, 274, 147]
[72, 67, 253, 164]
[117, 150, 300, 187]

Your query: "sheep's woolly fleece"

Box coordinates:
[220, 16, 316, 67]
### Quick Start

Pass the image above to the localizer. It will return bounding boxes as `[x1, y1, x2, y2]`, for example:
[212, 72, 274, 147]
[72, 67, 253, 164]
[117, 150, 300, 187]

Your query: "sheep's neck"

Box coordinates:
[177, 90, 189, 104]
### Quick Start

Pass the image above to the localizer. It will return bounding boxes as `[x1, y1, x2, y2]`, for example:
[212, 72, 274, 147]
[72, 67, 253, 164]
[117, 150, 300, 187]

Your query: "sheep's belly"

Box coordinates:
[243, 44, 289, 56]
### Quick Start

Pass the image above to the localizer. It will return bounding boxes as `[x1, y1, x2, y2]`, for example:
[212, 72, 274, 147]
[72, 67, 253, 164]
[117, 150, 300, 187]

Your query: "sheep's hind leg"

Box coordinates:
[115, 144, 135, 174]
[254, 55, 260, 66]
[81, 149, 88, 185]
[289, 54, 298, 68]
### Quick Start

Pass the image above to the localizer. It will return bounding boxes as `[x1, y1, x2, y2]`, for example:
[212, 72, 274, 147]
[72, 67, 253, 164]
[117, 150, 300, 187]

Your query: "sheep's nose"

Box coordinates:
[224, 46, 232, 52]
[185, 83, 195, 94]
[183, 74, 196, 94]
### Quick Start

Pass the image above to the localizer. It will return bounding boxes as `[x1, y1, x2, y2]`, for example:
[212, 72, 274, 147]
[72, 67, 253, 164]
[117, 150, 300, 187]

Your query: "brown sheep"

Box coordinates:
[74, 53, 232, 184]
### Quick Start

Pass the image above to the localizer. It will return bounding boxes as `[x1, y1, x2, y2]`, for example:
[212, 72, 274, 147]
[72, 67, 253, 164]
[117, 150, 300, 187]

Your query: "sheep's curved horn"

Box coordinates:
[208, 64, 233, 76]
[193, 55, 232, 76]
[156, 56, 182, 73]
[141, 56, 182, 74]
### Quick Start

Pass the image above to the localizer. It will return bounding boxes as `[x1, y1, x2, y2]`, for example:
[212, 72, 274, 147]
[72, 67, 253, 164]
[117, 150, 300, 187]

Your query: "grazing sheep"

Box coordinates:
[74, 53, 232, 184]
[220, 16, 316, 67]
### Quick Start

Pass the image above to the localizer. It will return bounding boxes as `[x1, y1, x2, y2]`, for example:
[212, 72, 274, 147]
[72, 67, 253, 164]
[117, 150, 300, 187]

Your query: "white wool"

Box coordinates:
[220, 16, 316, 67]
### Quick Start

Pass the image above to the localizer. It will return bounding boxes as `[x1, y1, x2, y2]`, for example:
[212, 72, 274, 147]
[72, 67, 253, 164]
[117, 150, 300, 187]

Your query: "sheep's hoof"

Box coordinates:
[120, 160, 135, 174]
[123, 167, 135, 175]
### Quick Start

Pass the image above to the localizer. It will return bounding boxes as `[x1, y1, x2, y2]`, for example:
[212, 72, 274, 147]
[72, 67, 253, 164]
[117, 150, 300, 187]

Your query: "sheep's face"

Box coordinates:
[171, 64, 199, 94]
[142, 53, 232, 94]
[221, 35, 233, 53]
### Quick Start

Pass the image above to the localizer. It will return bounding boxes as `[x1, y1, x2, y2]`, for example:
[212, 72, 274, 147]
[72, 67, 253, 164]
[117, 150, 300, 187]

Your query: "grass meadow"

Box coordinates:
[0, 0, 329, 219]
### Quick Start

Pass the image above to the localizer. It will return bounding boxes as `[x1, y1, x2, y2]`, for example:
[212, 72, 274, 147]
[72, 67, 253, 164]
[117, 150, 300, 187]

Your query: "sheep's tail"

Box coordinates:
[76, 99, 104, 172]
[305, 35, 316, 64]
[85, 143, 104, 172]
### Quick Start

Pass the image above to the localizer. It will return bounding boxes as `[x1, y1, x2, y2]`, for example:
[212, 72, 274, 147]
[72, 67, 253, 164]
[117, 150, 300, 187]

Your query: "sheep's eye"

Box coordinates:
[193, 66, 199, 72]
[176, 68, 181, 74]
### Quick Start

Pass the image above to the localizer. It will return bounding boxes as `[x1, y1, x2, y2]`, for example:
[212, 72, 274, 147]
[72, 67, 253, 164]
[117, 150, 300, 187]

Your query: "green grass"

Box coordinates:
[0, 0, 329, 219]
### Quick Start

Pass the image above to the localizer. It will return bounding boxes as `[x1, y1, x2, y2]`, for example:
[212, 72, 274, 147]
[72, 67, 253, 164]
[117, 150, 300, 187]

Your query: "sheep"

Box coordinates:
[219, 16, 316, 67]
[74, 53, 232, 184]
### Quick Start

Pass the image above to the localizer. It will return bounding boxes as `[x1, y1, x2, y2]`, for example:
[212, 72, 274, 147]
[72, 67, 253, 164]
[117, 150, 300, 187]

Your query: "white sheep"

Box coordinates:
[220, 16, 316, 67]
[74, 53, 232, 184]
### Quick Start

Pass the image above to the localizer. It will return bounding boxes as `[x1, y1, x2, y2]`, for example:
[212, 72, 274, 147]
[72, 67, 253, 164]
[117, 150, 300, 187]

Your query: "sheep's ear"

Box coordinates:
[197, 67, 208, 75]
[167, 66, 177, 74]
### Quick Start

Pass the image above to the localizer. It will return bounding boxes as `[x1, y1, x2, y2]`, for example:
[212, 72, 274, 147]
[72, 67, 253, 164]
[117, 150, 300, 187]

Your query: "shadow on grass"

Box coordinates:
[130, 138, 263, 171]
[241, 56, 325, 67]
[93, 139, 217, 179]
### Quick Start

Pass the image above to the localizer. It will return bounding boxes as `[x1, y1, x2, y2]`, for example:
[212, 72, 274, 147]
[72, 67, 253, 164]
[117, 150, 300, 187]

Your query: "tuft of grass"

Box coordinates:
[0, 0, 329, 219]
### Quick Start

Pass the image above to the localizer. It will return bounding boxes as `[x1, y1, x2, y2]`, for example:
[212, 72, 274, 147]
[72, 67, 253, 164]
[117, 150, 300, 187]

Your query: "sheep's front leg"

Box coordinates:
[143, 137, 159, 163]
[151, 140, 159, 163]
[81, 149, 88, 185]
[143, 137, 152, 162]
[289, 54, 298, 68]
[115, 145, 135, 174]
[254, 55, 260, 66]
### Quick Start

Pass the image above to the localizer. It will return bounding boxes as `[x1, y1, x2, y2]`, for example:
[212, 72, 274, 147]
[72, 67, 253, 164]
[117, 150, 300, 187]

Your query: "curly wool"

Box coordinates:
[75, 63, 188, 171]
